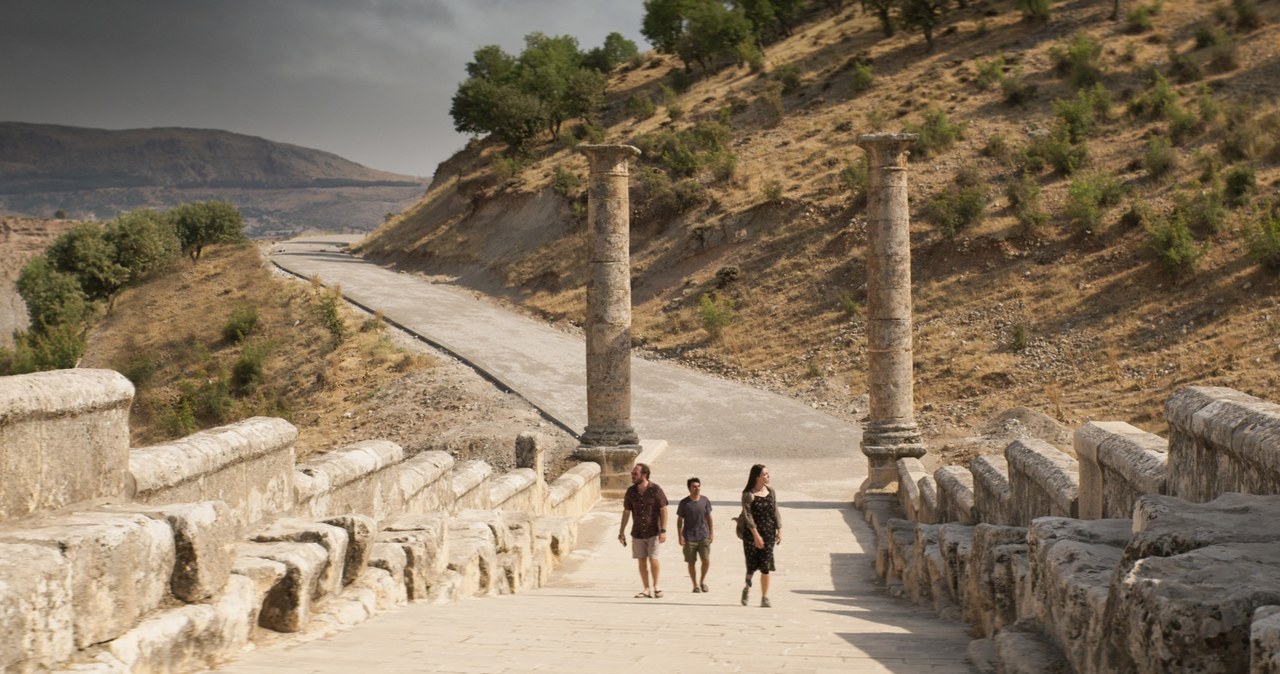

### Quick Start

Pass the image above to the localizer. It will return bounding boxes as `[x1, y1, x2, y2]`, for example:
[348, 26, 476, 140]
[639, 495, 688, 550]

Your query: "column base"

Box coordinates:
[580, 424, 639, 447]
[574, 439, 668, 494]
[859, 422, 926, 501]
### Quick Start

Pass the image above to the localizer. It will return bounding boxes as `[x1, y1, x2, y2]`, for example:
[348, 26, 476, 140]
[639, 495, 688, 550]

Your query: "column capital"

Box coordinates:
[579, 144, 641, 175]
[856, 133, 918, 168]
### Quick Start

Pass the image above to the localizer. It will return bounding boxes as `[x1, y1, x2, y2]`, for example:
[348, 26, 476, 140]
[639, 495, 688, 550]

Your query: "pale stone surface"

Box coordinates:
[1252, 605, 1280, 674]
[489, 468, 539, 513]
[532, 515, 578, 561]
[0, 542, 73, 672]
[1026, 517, 1130, 674]
[963, 524, 1027, 639]
[398, 450, 454, 514]
[0, 369, 133, 521]
[1, 511, 174, 649]
[102, 574, 255, 673]
[229, 554, 285, 626]
[452, 459, 494, 510]
[992, 621, 1072, 674]
[380, 513, 449, 601]
[515, 432, 547, 479]
[1075, 421, 1167, 520]
[1126, 492, 1280, 567]
[579, 144, 640, 448]
[367, 541, 408, 586]
[938, 523, 975, 603]
[129, 417, 297, 532]
[972, 455, 1013, 525]
[321, 514, 375, 587]
[936, 465, 976, 524]
[294, 440, 404, 525]
[251, 519, 350, 600]
[1166, 386, 1280, 502]
[857, 133, 924, 497]
[895, 457, 932, 523]
[236, 541, 328, 633]
[103, 500, 234, 602]
[549, 462, 601, 518]
[1005, 439, 1079, 525]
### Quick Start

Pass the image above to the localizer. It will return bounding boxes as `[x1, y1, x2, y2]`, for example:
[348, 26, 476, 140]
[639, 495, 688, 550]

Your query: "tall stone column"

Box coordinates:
[857, 133, 925, 500]
[578, 144, 641, 449]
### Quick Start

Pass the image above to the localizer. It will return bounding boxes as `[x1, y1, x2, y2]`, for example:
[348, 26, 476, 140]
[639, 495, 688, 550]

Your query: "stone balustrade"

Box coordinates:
[1166, 386, 1280, 503]
[1075, 421, 1167, 520]
[1005, 438, 1079, 525]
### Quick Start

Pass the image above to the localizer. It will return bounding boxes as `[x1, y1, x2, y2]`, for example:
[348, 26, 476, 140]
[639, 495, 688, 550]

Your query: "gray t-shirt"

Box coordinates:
[677, 496, 713, 541]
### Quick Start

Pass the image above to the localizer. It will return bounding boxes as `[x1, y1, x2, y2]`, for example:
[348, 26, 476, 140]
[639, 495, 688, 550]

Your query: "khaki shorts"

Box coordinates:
[631, 535, 661, 559]
[682, 539, 711, 563]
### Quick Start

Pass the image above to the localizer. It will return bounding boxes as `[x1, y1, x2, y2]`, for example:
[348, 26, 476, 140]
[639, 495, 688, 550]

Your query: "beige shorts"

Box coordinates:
[631, 535, 661, 559]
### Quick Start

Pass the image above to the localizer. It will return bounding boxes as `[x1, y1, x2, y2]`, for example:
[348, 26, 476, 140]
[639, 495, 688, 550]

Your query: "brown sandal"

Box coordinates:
[634, 590, 652, 598]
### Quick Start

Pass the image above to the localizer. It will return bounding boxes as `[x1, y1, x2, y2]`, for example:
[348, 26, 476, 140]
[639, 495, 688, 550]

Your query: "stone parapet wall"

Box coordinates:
[1166, 386, 1280, 503]
[549, 462, 602, 519]
[130, 416, 297, 533]
[1075, 421, 1167, 520]
[452, 459, 494, 511]
[490, 468, 541, 514]
[0, 369, 134, 522]
[1005, 439, 1079, 526]
[294, 440, 405, 526]
[971, 455, 1013, 526]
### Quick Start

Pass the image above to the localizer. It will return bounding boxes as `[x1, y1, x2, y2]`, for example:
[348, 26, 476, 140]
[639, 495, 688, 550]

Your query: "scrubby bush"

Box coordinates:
[552, 164, 581, 198]
[1017, 0, 1051, 22]
[1167, 48, 1202, 83]
[905, 106, 963, 160]
[1067, 172, 1123, 230]
[1125, 3, 1159, 33]
[1127, 72, 1178, 119]
[1023, 130, 1089, 175]
[1244, 202, 1280, 268]
[222, 305, 260, 343]
[315, 291, 346, 344]
[974, 54, 1005, 91]
[773, 63, 803, 94]
[698, 293, 734, 338]
[840, 157, 869, 205]
[1007, 173, 1049, 233]
[1051, 32, 1105, 89]
[231, 342, 268, 396]
[625, 93, 657, 120]
[1224, 164, 1256, 208]
[926, 174, 989, 234]
[762, 179, 785, 204]
[1143, 136, 1179, 179]
[850, 63, 875, 92]
[1146, 212, 1206, 273]
[1001, 67, 1036, 106]
[1233, 0, 1262, 31]
[982, 133, 1010, 159]
[1173, 187, 1226, 237]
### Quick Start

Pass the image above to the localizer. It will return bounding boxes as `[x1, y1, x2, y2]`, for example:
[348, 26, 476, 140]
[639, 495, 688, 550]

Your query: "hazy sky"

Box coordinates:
[0, 1, 649, 178]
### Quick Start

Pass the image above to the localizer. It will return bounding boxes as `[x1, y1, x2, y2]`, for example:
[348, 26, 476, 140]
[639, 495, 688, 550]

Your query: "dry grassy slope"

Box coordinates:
[359, 0, 1280, 462]
[0, 217, 80, 347]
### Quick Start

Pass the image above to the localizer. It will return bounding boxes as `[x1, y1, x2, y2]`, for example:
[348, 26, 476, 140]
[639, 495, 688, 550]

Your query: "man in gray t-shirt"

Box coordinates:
[676, 476, 714, 593]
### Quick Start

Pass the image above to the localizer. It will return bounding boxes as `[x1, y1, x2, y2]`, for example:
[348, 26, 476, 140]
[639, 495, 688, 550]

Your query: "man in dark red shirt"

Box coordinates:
[618, 462, 668, 598]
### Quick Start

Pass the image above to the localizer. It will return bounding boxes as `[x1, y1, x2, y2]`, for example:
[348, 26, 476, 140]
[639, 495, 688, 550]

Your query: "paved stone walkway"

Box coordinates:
[205, 238, 975, 673]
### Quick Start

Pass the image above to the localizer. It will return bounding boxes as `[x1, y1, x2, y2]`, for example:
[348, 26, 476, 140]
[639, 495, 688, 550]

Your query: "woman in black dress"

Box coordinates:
[739, 463, 781, 607]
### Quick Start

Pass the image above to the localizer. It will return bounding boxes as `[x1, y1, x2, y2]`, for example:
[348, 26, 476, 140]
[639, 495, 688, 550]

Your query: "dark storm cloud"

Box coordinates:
[0, 0, 646, 176]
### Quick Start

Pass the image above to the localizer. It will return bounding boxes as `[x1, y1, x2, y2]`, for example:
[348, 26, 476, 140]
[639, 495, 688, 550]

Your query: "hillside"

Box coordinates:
[357, 0, 1280, 464]
[0, 123, 425, 237]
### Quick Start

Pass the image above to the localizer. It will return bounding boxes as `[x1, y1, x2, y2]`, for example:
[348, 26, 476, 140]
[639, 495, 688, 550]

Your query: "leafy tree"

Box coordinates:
[898, 0, 948, 51]
[862, 0, 899, 37]
[45, 222, 128, 304]
[676, 0, 754, 71]
[583, 32, 640, 72]
[16, 256, 88, 334]
[104, 209, 181, 284]
[642, 0, 691, 53]
[167, 201, 246, 262]
[451, 76, 547, 151]
[737, 0, 779, 45]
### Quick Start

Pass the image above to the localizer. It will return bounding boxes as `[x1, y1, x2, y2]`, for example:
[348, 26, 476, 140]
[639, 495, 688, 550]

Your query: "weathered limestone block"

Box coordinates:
[251, 519, 350, 600]
[0, 369, 133, 521]
[936, 465, 976, 524]
[906, 524, 939, 604]
[923, 543, 960, 620]
[0, 542, 73, 672]
[515, 432, 547, 478]
[449, 516, 500, 596]
[896, 457, 932, 523]
[963, 524, 1028, 638]
[972, 455, 1014, 525]
[102, 573, 255, 673]
[937, 523, 975, 603]
[992, 621, 1073, 674]
[452, 459, 494, 511]
[919, 473, 940, 525]
[1166, 386, 1280, 502]
[380, 513, 449, 601]
[361, 565, 408, 610]
[1027, 517, 1130, 674]
[548, 462, 602, 518]
[104, 500, 234, 602]
[1126, 493, 1280, 566]
[229, 554, 284, 626]
[967, 638, 996, 674]
[883, 519, 917, 594]
[533, 515, 578, 561]
[321, 514, 375, 586]
[1075, 421, 1167, 520]
[1253, 606, 1280, 674]
[129, 417, 296, 532]
[1005, 439, 1079, 525]
[1106, 542, 1280, 674]
[490, 468, 540, 513]
[1, 512, 174, 649]
[294, 440, 404, 525]
[399, 450, 455, 514]
[236, 541, 328, 633]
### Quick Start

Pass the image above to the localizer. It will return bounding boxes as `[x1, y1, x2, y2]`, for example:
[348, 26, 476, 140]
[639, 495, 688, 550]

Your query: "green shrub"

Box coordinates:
[839, 293, 862, 319]
[1234, 0, 1262, 31]
[774, 64, 803, 94]
[1007, 173, 1049, 233]
[1054, 95, 1097, 143]
[1244, 203, 1280, 268]
[1146, 212, 1206, 273]
[974, 54, 1006, 91]
[1173, 188, 1227, 237]
[927, 182, 989, 234]
[759, 81, 785, 127]
[1125, 3, 1160, 33]
[1001, 67, 1036, 106]
[1220, 106, 1262, 161]
[0, 325, 86, 376]
[982, 133, 1010, 159]
[673, 179, 708, 211]
[625, 94, 657, 120]
[1224, 165, 1256, 208]
[1017, 0, 1051, 22]
[1127, 72, 1178, 119]
[1023, 130, 1089, 175]
[1051, 32, 1105, 89]
[1208, 40, 1240, 73]
[905, 106, 963, 160]
[315, 291, 346, 344]
[865, 108, 889, 131]
[762, 179, 785, 204]
[1168, 48, 1202, 83]
[552, 165, 581, 198]
[222, 305, 260, 343]
[698, 293, 734, 338]
[1143, 137, 1179, 179]
[667, 100, 685, 121]
[1168, 104, 1201, 146]
[1006, 323, 1030, 351]
[231, 342, 268, 396]
[1067, 172, 1124, 230]
[850, 63, 875, 93]
[840, 157, 869, 205]
[1194, 23, 1230, 48]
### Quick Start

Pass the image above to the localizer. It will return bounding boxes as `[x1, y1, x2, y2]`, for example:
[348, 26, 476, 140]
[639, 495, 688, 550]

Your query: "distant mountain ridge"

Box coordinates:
[0, 122, 425, 236]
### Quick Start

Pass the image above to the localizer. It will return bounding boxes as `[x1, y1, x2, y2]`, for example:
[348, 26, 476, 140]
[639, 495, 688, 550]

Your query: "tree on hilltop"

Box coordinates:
[583, 32, 640, 72]
[168, 200, 246, 262]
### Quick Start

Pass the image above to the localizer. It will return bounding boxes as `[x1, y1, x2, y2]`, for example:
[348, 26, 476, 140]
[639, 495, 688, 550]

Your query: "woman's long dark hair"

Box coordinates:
[743, 464, 767, 494]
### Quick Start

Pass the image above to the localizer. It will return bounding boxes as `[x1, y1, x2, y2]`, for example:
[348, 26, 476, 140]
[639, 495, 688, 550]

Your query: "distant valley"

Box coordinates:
[0, 122, 426, 237]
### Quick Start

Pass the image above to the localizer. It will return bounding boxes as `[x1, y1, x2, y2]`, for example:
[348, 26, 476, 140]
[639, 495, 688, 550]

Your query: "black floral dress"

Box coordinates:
[743, 489, 778, 574]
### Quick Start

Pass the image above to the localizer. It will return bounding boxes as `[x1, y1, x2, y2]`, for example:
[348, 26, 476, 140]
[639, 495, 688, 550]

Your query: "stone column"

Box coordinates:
[578, 144, 641, 449]
[856, 133, 925, 500]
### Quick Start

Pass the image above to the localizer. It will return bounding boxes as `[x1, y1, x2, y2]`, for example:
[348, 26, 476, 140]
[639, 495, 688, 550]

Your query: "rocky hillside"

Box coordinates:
[357, 0, 1280, 463]
[0, 123, 425, 237]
